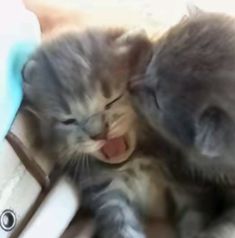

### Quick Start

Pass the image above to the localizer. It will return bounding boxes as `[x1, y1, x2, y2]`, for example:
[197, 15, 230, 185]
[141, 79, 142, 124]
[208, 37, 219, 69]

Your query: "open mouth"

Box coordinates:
[98, 133, 135, 164]
[101, 136, 127, 159]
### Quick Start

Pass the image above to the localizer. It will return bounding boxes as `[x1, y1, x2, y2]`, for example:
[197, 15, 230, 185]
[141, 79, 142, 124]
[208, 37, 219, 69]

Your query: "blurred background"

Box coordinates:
[24, 0, 235, 39]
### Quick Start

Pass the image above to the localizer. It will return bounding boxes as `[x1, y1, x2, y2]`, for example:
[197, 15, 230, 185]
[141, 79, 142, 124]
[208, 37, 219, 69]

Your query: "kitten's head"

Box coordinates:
[129, 11, 235, 172]
[23, 28, 152, 165]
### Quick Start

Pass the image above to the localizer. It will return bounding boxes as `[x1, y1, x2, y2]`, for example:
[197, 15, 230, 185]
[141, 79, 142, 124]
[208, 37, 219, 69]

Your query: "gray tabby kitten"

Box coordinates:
[129, 9, 235, 238]
[22, 28, 169, 238]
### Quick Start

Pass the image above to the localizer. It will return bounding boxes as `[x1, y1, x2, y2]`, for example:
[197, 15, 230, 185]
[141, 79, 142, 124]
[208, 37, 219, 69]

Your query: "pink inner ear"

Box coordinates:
[100, 136, 127, 159]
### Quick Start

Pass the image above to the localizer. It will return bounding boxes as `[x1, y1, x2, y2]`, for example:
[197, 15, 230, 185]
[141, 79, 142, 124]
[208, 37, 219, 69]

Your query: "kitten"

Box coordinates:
[129, 9, 235, 238]
[22, 28, 169, 238]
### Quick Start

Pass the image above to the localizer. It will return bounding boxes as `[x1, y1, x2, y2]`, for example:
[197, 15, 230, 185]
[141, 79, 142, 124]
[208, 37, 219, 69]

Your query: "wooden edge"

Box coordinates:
[6, 132, 50, 190]
[10, 190, 48, 238]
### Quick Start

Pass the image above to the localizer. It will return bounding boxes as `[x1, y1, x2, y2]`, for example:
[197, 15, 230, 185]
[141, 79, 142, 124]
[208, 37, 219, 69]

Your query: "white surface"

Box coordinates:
[19, 177, 79, 238]
[0, 141, 41, 238]
[0, 0, 41, 140]
[11, 113, 53, 175]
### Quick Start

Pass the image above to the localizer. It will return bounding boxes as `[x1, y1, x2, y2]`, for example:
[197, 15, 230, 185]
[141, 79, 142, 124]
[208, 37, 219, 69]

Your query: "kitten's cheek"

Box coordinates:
[108, 114, 136, 138]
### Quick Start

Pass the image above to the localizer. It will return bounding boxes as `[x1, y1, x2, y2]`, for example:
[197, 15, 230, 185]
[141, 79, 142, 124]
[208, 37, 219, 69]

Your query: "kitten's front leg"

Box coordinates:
[193, 188, 235, 238]
[195, 207, 235, 238]
[88, 190, 146, 238]
[177, 209, 211, 238]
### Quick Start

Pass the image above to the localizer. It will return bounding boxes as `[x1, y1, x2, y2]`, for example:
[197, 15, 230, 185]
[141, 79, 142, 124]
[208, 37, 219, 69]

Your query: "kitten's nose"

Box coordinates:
[85, 113, 108, 140]
[91, 131, 107, 140]
[90, 123, 109, 140]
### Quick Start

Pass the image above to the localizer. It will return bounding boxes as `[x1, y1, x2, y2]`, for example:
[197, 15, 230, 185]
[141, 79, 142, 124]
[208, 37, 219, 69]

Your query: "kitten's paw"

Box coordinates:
[195, 233, 217, 238]
[95, 227, 146, 238]
[117, 28, 148, 43]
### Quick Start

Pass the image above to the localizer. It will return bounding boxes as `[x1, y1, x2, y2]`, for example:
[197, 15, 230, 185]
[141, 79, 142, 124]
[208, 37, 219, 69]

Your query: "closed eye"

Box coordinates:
[61, 118, 77, 125]
[105, 93, 124, 110]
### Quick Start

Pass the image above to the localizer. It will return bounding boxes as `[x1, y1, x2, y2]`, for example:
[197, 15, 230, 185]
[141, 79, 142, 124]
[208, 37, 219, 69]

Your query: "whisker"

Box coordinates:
[131, 73, 150, 81]
[82, 153, 86, 175]
[73, 158, 80, 182]
[128, 73, 153, 91]
[85, 154, 89, 176]
[86, 155, 94, 183]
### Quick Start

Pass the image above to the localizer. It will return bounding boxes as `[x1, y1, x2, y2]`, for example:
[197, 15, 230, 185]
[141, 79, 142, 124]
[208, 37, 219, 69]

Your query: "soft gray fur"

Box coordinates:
[129, 10, 235, 238]
[22, 28, 169, 238]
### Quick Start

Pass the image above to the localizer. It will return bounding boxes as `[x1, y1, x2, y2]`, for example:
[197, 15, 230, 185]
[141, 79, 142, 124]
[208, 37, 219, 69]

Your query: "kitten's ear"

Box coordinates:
[21, 103, 41, 120]
[22, 60, 37, 84]
[114, 29, 152, 74]
[22, 60, 40, 119]
[195, 107, 231, 158]
[22, 60, 35, 102]
[186, 3, 204, 17]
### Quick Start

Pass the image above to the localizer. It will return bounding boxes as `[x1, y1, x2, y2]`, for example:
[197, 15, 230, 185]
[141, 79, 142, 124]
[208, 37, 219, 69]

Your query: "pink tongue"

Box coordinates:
[101, 137, 127, 159]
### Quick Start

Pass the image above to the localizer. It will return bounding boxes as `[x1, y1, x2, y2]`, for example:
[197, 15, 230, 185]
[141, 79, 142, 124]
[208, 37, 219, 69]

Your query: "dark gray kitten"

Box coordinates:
[129, 10, 235, 238]
[22, 28, 169, 238]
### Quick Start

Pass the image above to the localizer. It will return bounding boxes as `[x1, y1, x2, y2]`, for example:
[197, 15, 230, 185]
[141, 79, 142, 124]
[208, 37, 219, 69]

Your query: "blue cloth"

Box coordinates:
[0, 42, 38, 141]
[0, 2, 40, 147]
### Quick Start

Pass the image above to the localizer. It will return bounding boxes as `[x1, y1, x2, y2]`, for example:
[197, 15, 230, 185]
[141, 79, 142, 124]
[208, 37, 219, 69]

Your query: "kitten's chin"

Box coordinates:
[95, 130, 136, 164]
